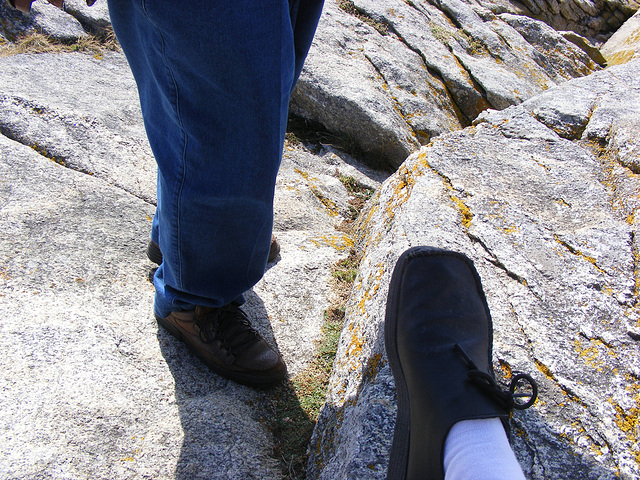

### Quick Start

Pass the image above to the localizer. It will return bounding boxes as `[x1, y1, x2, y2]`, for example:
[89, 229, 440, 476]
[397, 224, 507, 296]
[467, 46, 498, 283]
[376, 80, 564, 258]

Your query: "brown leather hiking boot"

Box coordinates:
[156, 305, 286, 385]
[146, 235, 281, 265]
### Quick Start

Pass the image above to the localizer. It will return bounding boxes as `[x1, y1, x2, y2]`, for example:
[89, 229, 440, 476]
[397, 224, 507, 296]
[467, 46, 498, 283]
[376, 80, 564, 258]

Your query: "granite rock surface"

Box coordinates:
[0, 0, 110, 43]
[4, 0, 635, 169]
[0, 51, 387, 479]
[307, 59, 640, 480]
[602, 9, 640, 64]
[474, 0, 639, 39]
[290, 0, 609, 168]
[1, 2, 639, 479]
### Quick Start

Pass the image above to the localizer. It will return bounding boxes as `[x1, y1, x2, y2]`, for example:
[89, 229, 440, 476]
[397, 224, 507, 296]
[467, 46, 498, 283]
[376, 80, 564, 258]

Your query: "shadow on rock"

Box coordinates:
[262, 379, 317, 480]
[157, 290, 314, 480]
[244, 289, 317, 480]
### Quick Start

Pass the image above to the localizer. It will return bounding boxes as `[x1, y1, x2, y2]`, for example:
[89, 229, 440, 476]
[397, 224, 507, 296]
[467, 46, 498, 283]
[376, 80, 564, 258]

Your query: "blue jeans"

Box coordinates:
[108, 0, 323, 317]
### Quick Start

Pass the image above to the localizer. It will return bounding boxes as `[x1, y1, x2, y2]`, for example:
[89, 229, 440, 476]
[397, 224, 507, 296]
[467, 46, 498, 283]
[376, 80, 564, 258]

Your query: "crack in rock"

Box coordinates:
[0, 93, 156, 205]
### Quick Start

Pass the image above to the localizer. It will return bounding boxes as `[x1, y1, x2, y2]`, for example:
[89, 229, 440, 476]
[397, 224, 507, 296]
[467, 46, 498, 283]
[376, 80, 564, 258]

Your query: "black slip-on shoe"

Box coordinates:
[147, 235, 281, 265]
[384, 246, 537, 480]
[157, 304, 287, 386]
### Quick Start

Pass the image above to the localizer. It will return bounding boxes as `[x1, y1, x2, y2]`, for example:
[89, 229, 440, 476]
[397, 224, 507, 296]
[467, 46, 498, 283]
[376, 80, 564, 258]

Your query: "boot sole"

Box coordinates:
[146, 241, 163, 265]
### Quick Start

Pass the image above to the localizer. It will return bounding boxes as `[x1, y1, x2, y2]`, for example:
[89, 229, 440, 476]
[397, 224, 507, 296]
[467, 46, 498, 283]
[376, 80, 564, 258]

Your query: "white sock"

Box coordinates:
[443, 418, 526, 480]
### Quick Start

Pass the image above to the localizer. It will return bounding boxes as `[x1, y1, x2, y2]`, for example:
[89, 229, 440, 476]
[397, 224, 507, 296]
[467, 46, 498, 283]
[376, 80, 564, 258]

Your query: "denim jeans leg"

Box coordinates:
[290, 0, 325, 87]
[109, 0, 323, 318]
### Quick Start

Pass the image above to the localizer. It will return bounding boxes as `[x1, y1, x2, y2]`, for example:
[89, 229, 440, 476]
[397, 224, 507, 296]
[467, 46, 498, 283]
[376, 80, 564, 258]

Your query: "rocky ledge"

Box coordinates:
[1, 0, 639, 479]
[308, 59, 640, 480]
[0, 49, 388, 479]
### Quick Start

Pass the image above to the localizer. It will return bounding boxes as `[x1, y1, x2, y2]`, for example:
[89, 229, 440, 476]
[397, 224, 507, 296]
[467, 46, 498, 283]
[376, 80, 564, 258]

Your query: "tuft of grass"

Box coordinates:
[285, 131, 302, 147]
[268, 305, 347, 480]
[269, 382, 317, 480]
[294, 307, 345, 416]
[338, 0, 389, 35]
[430, 22, 453, 43]
[267, 168, 372, 480]
[0, 29, 119, 58]
[429, 21, 485, 55]
[339, 175, 375, 221]
[268, 249, 361, 479]
[458, 30, 485, 55]
[0, 33, 63, 56]
[340, 174, 374, 200]
[332, 248, 360, 284]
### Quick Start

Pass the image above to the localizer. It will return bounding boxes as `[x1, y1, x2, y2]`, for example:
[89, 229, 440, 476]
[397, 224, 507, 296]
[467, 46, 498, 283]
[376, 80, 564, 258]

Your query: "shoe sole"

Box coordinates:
[384, 246, 489, 480]
[156, 314, 286, 387]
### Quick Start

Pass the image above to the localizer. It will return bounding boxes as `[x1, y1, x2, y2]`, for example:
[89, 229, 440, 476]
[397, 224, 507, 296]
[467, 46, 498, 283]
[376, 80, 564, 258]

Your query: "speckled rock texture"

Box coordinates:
[307, 60, 640, 480]
[0, 0, 110, 43]
[290, 0, 611, 168]
[475, 0, 639, 39]
[3, 0, 636, 170]
[0, 51, 387, 479]
[602, 9, 640, 64]
[2, 3, 640, 479]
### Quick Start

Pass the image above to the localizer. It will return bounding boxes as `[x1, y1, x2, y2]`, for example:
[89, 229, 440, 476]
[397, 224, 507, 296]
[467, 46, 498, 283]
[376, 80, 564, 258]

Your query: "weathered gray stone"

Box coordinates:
[0, 1, 37, 42]
[62, 0, 111, 32]
[292, 0, 601, 169]
[561, 30, 608, 66]
[0, 50, 388, 479]
[522, 62, 640, 177]
[289, 3, 422, 169]
[0, 0, 89, 43]
[498, 12, 598, 77]
[29, 1, 87, 41]
[601, 9, 640, 65]
[3, 0, 617, 171]
[0, 52, 156, 203]
[1, 5, 639, 479]
[474, 0, 639, 39]
[307, 60, 640, 480]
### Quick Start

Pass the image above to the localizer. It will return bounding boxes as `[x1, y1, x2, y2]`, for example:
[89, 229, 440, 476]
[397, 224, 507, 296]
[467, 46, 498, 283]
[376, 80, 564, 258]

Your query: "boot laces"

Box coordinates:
[195, 306, 261, 357]
[454, 344, 538, 410]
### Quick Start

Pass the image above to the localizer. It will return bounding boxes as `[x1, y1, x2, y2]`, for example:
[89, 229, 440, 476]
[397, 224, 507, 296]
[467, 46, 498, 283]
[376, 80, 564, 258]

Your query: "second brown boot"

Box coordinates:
[157, 304, 286, 386]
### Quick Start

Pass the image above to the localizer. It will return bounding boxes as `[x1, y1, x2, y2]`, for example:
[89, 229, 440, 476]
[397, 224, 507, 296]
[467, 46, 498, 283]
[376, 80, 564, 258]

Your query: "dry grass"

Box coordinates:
[0, 29, 119, 58]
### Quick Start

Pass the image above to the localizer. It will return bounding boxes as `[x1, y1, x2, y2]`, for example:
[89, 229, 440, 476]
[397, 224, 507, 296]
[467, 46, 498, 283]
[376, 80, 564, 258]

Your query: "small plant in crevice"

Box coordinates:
[430, 22, 453, 43]
[267, 253, 364, 479]
[337, 0, 389, 36]
[267, 159, 372, 479]
[268, 305, 348, 480]
[284, 131, 303, 147]
[339, 174, 375, 221]
[332, 248, 360, 284]
[268, 380, 317, 480]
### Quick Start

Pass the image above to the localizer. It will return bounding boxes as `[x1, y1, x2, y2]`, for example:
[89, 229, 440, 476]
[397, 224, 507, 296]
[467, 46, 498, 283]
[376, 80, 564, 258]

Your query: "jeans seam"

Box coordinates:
[141, 0, 188, 297]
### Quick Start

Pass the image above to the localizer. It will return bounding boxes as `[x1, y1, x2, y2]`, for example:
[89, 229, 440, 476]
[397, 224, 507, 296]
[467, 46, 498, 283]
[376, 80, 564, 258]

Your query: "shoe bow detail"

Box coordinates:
[454, 344, 538, 411]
